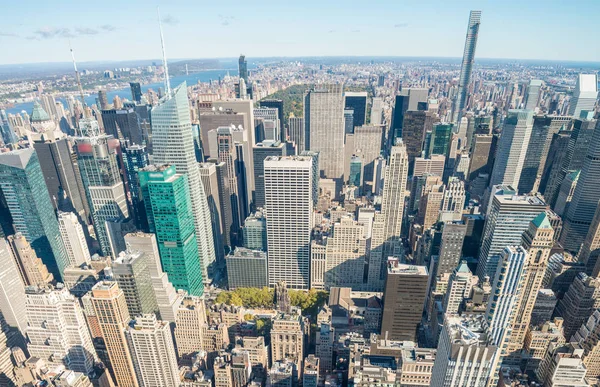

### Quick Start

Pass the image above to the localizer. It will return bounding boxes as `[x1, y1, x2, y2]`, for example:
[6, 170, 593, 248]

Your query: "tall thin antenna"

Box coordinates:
[157, 7, 172, 98]
[69, 42, 88, 117]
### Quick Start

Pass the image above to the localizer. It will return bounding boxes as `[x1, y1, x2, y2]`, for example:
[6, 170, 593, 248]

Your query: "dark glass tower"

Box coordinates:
[130, 82, 142, 103]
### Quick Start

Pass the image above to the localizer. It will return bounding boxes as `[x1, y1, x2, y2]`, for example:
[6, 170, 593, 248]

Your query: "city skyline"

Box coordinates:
[1, 1, 600, 65]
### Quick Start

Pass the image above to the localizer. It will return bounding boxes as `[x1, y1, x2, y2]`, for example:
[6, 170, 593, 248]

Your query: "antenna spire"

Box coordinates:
[157, 8, 172, 98]
[69, 42, 88, 118]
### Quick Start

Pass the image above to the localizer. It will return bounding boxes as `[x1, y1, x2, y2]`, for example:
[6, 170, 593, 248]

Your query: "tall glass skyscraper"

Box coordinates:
[452, 10, 482, 124]
[124, 144, 150, 230]
[0, 148, 68, 280]
[139, 165, 203, 296]
[151, 82, 216, 281]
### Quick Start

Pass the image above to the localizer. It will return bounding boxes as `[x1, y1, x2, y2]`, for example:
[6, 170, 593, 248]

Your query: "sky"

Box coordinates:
[1, 0, 599, 65]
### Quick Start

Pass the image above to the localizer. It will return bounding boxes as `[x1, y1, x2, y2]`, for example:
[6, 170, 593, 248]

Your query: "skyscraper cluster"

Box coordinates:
[0, 7, 599, 387]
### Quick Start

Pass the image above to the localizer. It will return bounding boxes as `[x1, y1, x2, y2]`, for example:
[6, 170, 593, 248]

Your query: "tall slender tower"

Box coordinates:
[452, 10, 482, 123]
[367, 140, 409, 290]
[505, 213, 555, 363]
[151, 83, 216, 281]
[90, 281, 139, 387]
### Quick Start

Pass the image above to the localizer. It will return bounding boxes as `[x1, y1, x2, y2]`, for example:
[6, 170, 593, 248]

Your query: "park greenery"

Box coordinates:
[215, 287, 328, 317]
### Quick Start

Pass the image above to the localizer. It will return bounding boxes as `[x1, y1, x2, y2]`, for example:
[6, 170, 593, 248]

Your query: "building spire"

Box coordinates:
[157, 8, 172, 99]
[69, 43, 88, 118]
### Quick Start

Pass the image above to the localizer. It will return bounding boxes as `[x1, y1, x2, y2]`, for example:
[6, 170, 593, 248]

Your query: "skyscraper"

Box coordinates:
[476, 186, 546, 282]
[426, 123, 453, 158]
[569, 73, 599, 117]
[130, 82, 142, 103]
[555, 273, 600, 342]
[151, 82, 216, 281]
[90, 281, 139, 387]
[0, 238, 27, 344]
[265, 156, 313, 289]
[198, 162, 226, 261]
[74, 134, 129, 257]
[139, 164, 204, 296]
[524, 80, 543, 110]
[238, 54, 248, 83]
[58, 211, 91, 267]
[31, 129, 89, 221]
[304, 84, 345, 183]
[174, 295, 207, 365]
[260, 99, 285, 141]
[25, 286, 98, 374]
[288, 116, 305, 152]
[124, 144, 150, 230]
[0, 148, 68, 280]
[101, 106, 144, 145]
[452, 10, 482, 123]
[112, 251, 158, 318]
[368, 140, 409, 290]
[344, 91, 368, 128]
[125, 314, 180, 387]
[7, 233, 53, 286]
[253, 140, 294, 208]
[560, 119, 600, 253]
[505, 213, 555, 363]
[489, 109, 534, 189]
[380, 260, 428, 341]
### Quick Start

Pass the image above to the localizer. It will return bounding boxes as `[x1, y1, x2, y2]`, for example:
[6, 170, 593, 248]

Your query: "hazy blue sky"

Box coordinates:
[1, 0, 598, 65]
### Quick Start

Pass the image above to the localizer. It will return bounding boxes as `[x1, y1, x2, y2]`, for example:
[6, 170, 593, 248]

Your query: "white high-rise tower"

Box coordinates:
[151, 83, 217, 281]
[569, 73, 598, 118]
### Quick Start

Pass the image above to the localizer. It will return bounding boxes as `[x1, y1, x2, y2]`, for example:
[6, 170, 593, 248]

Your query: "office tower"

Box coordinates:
[569, 74, 599, 117]
[97, 90, 109, 110]
[452, 11, 482, 123]
[31, 130, 89, 220]
[112, 251, 158, 318]
[25, 286, 98, 374]
[253, 140, 294, 208]
[216, 127, 243, 242]
[380, 261, 428, 341]
[390, 94, 410, 141]
[321, 217, 367, 289]
[525, 80, 543, 110]
[300, 150, 320, 206]
[152, 83, 216, 281]
[7, 233, 53, 286]
[315, 322, 335, 374]
[435, 222, 467, 279]
[344, 91, 368, 128]
[476, 186, 546, 282]
[101, 106, 144, 145]
[0, 238, 27, 343]
[489, 110, 534, 189]
[417, 183, 444, 229]
[409, 174, 442, 215]
[125, 314, 179, 387]
[571, 310, 600, 380]
[304, 84, 345, 183]
[123, 144, 149, 229]
[90, 281, 138, 387]
[198, 110, 245, 158]
[402, 110, 436, 167]
[343, 108, 354, 134]
[254, 107, 281, 141]
[425, 123, 453, 158]
[554, 170, 579, 216]
[413, 155, 446, 177]
[443, 261, 476, 314]
[198, 162, 226, 262]
[174, 296, 207, 365]
[260, 99, 285, 140]
[431, 315, 497, 387]
[226, 248, 268, 289]
[288, 116, 305, 152]
[139, 165, 204, 296]
[504, 213, 555, 361]
[58, 211, 91, 266]
[211, 161, 235, 248]
[556, 273, 600, 340]
[370, 97, 384, 125]
[0, 109, 18, 145]
[467, 134, 493, 181]
[582, 204, 600, 276]
[130, 82, 142, 103]
[350, 125, 384, 183]
[271, 313, 305, 379]
[537, 343, 588, 387]
[265, 156, 313, 289]
[518, 115, 571, 194]
[523, 318, 565, 372]
[440, 177, 466, 222]
[74, 135, 129, 257]
[238, 54, 248, 83]
[242, 211, 267, 251]
[348, 156, 362, 187]
[560, 120, 600, 253]
[368, 141, 409, 290]
[123, 232, 183, 323]
[0, 148, 68, 280]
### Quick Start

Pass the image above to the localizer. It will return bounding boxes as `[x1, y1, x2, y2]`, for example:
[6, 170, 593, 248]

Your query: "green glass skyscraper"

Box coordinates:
[0, 148, 68, 280]
[139, 164, 203, 296]
[427, 123, 454, 158]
